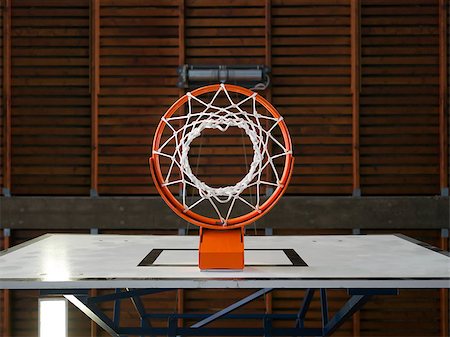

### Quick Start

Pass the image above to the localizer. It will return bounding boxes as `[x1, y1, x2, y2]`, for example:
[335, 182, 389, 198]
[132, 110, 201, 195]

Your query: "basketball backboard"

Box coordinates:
[0, 233, 448, 289]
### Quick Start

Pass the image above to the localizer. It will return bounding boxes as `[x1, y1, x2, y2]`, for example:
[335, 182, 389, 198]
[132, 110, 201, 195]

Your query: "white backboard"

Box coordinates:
[0, 234, 448, 289]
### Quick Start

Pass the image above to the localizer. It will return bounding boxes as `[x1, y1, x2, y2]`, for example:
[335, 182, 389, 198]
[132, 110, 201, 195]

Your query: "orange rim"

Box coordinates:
[150, 84, 294, 230]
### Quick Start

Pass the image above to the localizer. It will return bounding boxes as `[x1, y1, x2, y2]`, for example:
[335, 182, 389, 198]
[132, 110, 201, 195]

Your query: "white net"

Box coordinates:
[154, 84, 292, 226]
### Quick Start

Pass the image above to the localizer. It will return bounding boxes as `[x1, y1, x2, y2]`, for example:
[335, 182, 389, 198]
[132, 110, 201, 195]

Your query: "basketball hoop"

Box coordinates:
[149, 84, 294, 269]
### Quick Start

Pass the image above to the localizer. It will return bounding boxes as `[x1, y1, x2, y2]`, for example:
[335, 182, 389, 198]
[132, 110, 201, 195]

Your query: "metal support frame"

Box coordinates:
[191, 288, 273, 328]
[41, 288, 399, 336]
[295, 288, 314, 329]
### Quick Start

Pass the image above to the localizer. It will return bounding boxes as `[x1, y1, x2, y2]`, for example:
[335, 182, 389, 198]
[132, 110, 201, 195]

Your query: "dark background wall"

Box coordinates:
[0, 0, 449, 336]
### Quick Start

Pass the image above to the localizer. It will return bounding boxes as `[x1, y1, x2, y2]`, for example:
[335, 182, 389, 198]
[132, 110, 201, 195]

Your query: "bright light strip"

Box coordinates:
[39, 298, 68, 337]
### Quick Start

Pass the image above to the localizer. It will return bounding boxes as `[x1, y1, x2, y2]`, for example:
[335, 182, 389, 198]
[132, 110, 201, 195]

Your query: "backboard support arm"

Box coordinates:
[41, 288, 398, 337]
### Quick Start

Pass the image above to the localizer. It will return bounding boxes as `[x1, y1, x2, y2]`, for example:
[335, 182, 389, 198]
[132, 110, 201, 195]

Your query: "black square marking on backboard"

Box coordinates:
[138, 248, 308, 267]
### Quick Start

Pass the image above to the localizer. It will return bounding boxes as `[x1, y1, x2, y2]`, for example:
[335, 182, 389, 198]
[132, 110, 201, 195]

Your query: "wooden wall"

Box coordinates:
[360, 1, 440, 195]
[10, 0, 91, 195]
[98, 1, 179, 195]
[272, 0, 353, 195]
[0, 0, 447, 197]
[0, 0, 449, 337]
[447, 0, 450, 190]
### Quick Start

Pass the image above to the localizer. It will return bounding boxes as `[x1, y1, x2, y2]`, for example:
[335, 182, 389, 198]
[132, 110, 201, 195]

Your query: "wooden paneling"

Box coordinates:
[91, 0, 100, 195]
[0, 230, 4, 335]
[272, 0, 353, 195]
[10, 1, 91, 195]
[0, 0, 4, 192]
[186, 0, 265, 65]
[351, 0, 361, 195]
[2, 0, 10, 195]
[184, 0, 268, 191]
[0, 0, 443, 196]
[98, 0, 179, 195]
[360, 0, 440, 195]
[360, 290, 440, 336]
[448, 0, 450, 192]
[439, 0, 448, 195]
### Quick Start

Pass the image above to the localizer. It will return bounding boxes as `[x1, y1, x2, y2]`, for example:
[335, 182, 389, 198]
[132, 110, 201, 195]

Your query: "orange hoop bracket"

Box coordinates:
[150, 84, 294, 230]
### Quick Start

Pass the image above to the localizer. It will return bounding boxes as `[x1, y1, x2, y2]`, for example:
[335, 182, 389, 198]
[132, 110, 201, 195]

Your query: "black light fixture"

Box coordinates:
[177, 64, 270, 90]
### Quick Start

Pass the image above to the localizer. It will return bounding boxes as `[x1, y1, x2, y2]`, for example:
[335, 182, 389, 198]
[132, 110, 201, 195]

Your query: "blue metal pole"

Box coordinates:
[323, 295, 371, 336]
[191, 288, 273, 328]
[295, 289, 315, 329]
[320, 289, 328, 328]
[113, 288, 121, 328]
[88, 288, 171, 304]
[64, 294, 119, 337]
[264, 316, 273, 337]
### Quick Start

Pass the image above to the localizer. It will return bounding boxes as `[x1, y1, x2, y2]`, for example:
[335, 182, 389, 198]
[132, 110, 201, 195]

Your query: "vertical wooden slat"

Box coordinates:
[179, 0, 185, 70]
[440, 231, 449, 337]
[351, 0, 362, 329]
[2, 0, 11, 195]
[351, 0, 361, 197]
[178, 0, 185, 110]
[440, 2, 450, 331]
[177, 288, 184, 327]
[439, 0, 449, 195]
[90, 1, 100, 333]
[178, 0, 186, 197]
[272, 1, 352, 195]
[265, 0, 272, 103]
[11, 2, 91, 195]
[265, 292, 272, 314]
[353, 311, 360, 337]
[90, 0, 100, 196]
[177, 0, 185, 327]
[264, 0, 273, 190]
[90, 289, 98, 337]
[360, 2, 440, 195]
[2, 232, 10, 337]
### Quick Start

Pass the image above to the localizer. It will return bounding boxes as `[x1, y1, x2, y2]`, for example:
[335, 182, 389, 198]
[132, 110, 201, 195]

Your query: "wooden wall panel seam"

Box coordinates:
[264, 1, 274, 315]
[351, 0, 361, 197]
[265, 0, 273, 193]
[0, 0, 10, 330]
[265, 0, 272, 102]
[177, 1, 185, 323]
[90, 2, 100, 334]
[2, 0, 11, 196]
[179, 0, 185, 68]
[90, 288, 98, 337]
[90, 0, 100, 197]
[439, 0, 449, 196]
